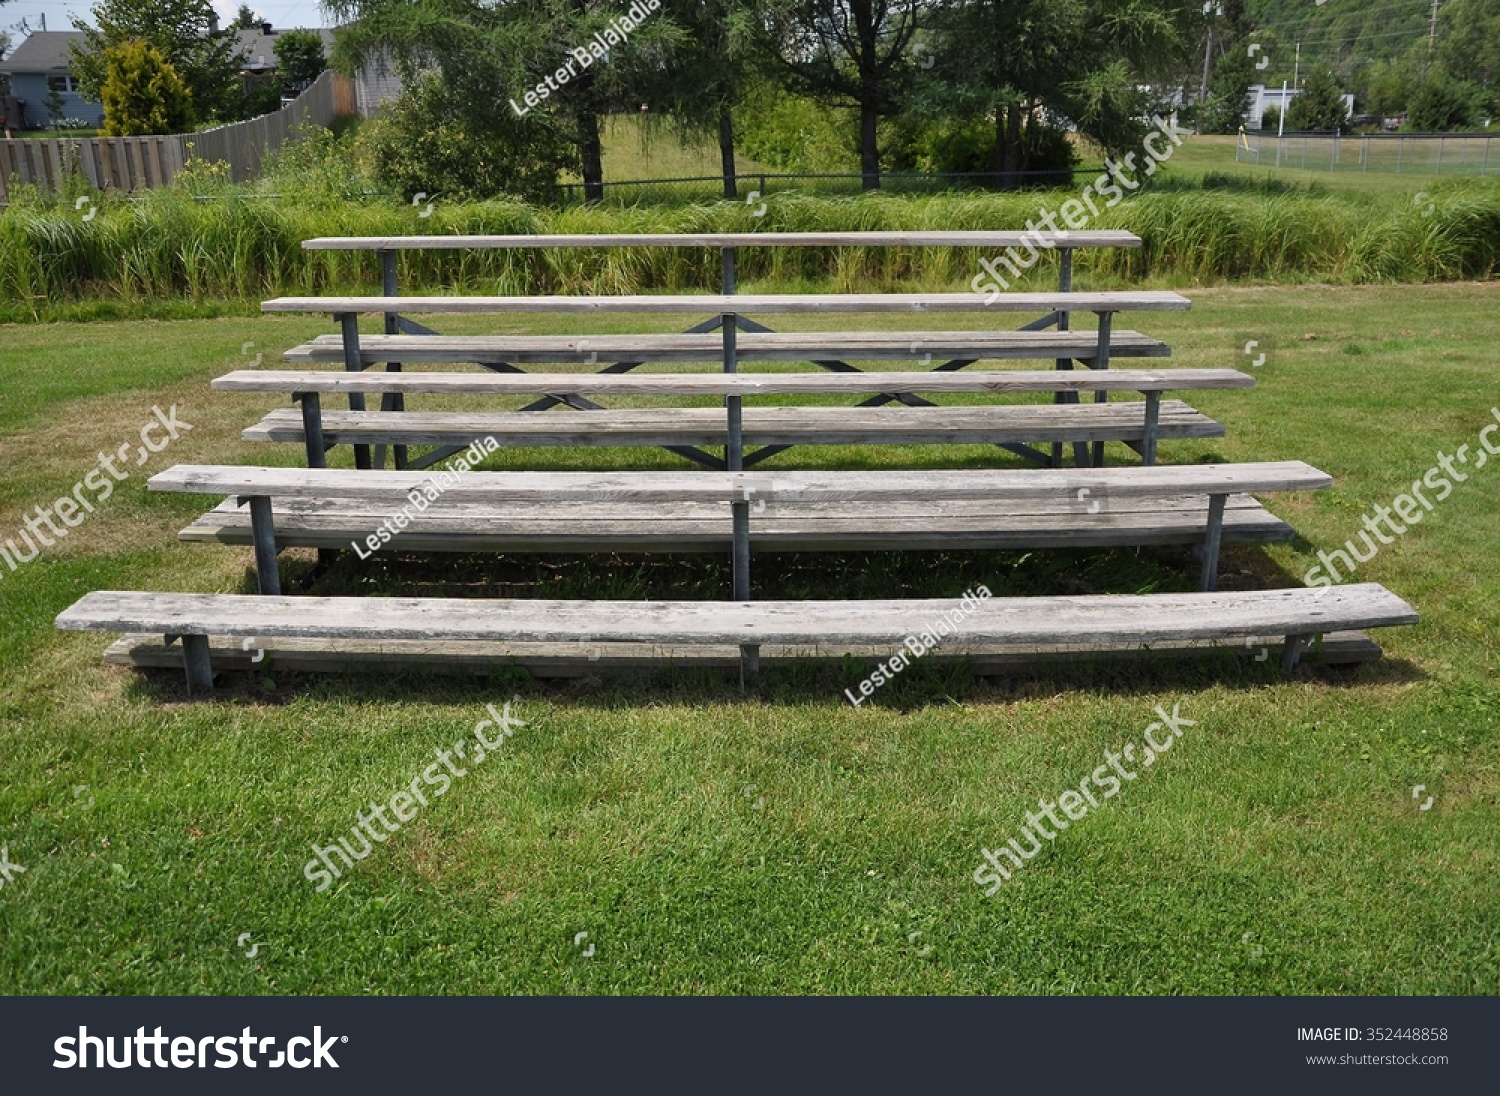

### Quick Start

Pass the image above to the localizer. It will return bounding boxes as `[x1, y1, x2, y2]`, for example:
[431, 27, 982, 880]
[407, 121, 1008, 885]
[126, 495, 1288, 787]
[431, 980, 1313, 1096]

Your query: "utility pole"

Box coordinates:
[1426, 0, 1439, 75]
[1293, 41, 1301, 88]
[1197, 14, 1215, 134]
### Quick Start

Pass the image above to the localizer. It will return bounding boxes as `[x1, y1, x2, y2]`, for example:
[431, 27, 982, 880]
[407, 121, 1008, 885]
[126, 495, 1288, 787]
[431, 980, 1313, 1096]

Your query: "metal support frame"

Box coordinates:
[294, 391, 326, 468]
[1142, 390, 1161, 467]
[1280, 634, 1317, 671]
[379, 250, 408, 471]
[721, 281, 760, 686]
[337, 312, 372, 471]
[244, 494, 281, 596]
[180, 633, 215, 692]
[1052, 249, 1081, 467]
[1198, 493, 1227, 592]
[1091, 311, 1113, 468]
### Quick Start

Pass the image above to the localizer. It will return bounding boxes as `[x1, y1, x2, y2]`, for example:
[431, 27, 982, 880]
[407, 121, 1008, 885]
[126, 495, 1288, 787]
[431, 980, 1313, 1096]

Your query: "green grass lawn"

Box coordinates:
[1, 282, 1498, 994]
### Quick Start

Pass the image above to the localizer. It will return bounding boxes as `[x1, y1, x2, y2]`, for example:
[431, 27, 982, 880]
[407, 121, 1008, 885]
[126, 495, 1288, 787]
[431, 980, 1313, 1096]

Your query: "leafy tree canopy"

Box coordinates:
[72, 0, 245, 119]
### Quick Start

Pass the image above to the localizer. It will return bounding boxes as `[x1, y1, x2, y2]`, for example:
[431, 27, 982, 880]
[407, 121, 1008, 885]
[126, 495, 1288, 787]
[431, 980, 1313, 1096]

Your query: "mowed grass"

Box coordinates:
[1, 282, 1499, 994]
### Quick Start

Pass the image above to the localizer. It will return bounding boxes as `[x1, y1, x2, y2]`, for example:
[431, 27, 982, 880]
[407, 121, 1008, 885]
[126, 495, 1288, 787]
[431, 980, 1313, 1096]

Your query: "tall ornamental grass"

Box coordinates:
[1, 183, 1496, 319]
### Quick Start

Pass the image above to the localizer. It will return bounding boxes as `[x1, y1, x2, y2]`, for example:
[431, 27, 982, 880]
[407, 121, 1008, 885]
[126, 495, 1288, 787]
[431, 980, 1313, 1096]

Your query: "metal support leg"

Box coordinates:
[1142, 390, 1161, 466]
[338, 312, 371, 471]
[1053, 248, 1075, 467]
[1199, 493, 1227, 592]
[246, 494, 281, 596]
[722, 310, 758, 685]
[1092, 311, 1113, 468]
[380, 250, 407, 471]
[181, 633, 214, 692]
[295, 391, 326, 469]
[721, 246, 737, 296]
[1280, 634, 1315, 672]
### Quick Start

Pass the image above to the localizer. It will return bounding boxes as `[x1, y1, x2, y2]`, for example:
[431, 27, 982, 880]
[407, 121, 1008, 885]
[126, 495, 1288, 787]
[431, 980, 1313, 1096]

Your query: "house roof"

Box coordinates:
[0, 31, 88, 76]
[0, 27, 337, 77]
[234, 27, 337, 73]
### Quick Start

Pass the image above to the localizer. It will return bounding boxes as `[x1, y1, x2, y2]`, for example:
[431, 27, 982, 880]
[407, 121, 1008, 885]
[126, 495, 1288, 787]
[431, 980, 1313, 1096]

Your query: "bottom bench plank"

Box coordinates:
[59, 585, 1417, 646]
[103, 630, 1386, 678]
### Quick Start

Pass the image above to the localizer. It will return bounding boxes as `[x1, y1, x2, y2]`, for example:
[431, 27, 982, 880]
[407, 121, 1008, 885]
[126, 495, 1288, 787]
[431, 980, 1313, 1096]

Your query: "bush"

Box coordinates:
[362, 73, 574, 205]
[100, 39, 194, 136]
[1406, 74, 1485, 131]
[882, 115, 1076, 186]
[1287, 68, 1349, 132]
[1260, 105, 1281, 132]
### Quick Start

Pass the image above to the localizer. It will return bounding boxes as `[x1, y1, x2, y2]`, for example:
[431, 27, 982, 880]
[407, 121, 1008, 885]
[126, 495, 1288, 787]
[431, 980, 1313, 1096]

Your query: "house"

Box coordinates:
[0, 31, 102, 129]
[0, 25, 370, 130]
[232, 23, 337, 97]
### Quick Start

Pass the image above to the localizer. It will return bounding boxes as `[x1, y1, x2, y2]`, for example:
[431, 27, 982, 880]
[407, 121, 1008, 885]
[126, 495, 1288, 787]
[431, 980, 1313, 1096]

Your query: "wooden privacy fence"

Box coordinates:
[0, 70, 356, 202]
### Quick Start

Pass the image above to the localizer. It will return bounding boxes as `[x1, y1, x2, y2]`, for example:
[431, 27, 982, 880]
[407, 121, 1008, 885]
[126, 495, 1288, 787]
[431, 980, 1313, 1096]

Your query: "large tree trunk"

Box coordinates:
[578, 110, 606, 203]
[719, 104, 737, 199]
[860, 95, 880, 190]
[993, 103, 1024, 189]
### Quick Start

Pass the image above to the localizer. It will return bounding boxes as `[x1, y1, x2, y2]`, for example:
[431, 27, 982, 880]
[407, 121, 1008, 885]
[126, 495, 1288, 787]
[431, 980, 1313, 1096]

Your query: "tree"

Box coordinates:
[329, 0, 676, 203]
[1406, 72, 1484, 130]
[72, 0, 245, 121]
[233, 5, 262, 29]
[919, 0, 1198, 185]
[100, 38, 194, 135]
[1435, 0, 1500, 102]
[273, 28, 327, 91]
[655, 0, 767, 197]
[764, 0, 920, 190]
[45, 77, 68, 127]
[0, 30, 11, 62]
[1286, 66, 1347, 132]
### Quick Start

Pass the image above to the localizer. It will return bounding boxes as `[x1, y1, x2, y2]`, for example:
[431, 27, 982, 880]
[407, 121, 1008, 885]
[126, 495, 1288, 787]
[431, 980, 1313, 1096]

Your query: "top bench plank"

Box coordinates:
[147, 462, 1332, 502]
[260, 291, 1191, 316]
[214, 367, 1250, 397]
[299, 231, 1142, 252]
[285, 329, 1172, 365]
[55, 585, 1417, 646]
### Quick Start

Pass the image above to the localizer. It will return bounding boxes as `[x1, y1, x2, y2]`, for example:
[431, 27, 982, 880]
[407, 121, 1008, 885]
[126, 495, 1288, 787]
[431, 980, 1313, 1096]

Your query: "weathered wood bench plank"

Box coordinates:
[284, 330, 1172, 365]
[260, 291, 1192, 316]
[103, 630, 1388, 677]
[215, 367, 1250, 397]
[178, 493, 1295, 552]
[56, 585, 1419, 646]
[148, 462, 1332, 503]
[299, 231, 1143, 251]
[243, 402, 1224, 448]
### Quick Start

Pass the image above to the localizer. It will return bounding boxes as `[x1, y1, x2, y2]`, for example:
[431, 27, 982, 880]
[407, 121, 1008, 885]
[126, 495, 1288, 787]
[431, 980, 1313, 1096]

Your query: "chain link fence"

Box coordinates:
[1235, 132, 1496, 175]
[555, 168, 1104, 207]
